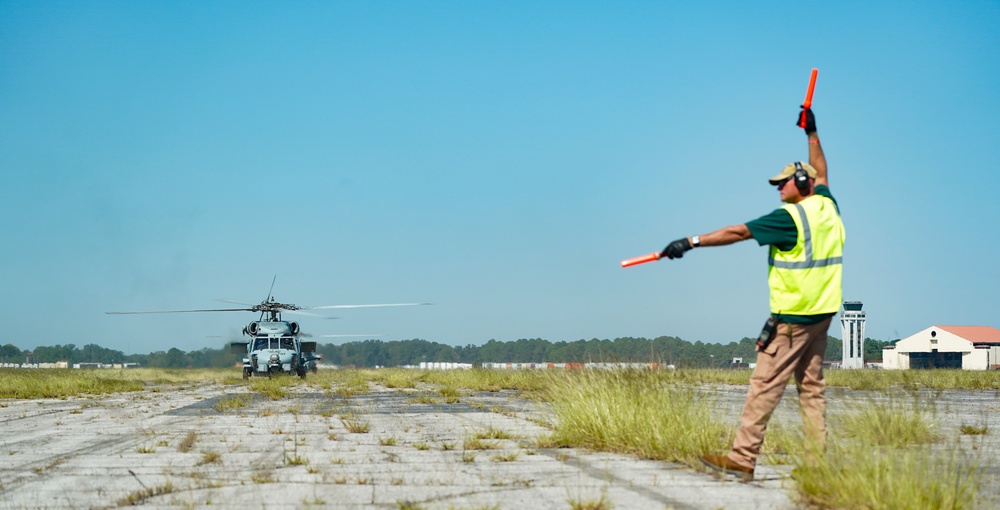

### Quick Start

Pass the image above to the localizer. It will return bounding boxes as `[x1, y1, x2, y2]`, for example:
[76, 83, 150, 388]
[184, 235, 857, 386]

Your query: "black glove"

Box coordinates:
[661, 238, 692, 259]
[798, 106, 816, 136]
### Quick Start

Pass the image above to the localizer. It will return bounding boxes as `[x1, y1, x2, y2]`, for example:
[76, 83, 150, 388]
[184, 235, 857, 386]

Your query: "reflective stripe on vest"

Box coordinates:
[768, 203, 844, 269]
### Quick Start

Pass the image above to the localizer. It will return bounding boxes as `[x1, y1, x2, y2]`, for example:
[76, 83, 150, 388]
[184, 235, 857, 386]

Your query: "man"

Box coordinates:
[660, 107, 844, 482]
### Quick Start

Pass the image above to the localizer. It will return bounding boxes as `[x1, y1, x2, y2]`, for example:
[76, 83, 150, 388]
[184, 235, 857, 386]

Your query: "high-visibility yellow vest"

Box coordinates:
[768, 194, 845, 315]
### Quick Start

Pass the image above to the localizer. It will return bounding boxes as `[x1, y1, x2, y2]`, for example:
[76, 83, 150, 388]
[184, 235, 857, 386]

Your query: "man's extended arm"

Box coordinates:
[692, 224, 752, 247]
[661, 224, 752, 259]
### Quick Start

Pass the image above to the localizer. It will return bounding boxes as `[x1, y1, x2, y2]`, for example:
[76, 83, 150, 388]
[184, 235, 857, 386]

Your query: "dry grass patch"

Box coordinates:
[213, 394, 252, 412]
[438, 386, 461, 403]
[409, 395, 441, 404]
[0, 369, 143, 399]
[249, 377, 296, 400]
[474, 426, 517, 441]
[177, 431, 197, 453]
[490, 451, 520, 462]
[836, 398, 939, 447]
[463, 437, 499, 450]
[116, 481, 176, 507]
[196, 451, 222, 466]
[960, 424, 988, 436]
[421, 368, 548, 393]
[789, 398, 986, 509]
[341, 415, 370, 433]
[285, 454, 308, 466]
[792, 439, 981, 509]
[568, 491, 611, 510]
[542, 369, 730, 463]
[825, 369, 1000, 391]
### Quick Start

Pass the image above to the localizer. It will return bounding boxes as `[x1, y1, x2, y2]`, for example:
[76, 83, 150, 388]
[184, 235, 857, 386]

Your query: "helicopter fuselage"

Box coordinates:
[231, 321, 318, 379]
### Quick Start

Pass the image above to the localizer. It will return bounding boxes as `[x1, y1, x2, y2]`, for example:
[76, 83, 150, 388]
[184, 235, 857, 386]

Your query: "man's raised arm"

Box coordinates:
[802, 108, 828, 187]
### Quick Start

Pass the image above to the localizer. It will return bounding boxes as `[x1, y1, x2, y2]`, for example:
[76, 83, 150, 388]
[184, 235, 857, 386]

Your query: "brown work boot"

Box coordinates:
[700, 454, 754, 482]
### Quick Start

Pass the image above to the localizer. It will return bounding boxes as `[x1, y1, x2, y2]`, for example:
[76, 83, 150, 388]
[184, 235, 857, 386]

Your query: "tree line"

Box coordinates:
[1, 335, 895, 369]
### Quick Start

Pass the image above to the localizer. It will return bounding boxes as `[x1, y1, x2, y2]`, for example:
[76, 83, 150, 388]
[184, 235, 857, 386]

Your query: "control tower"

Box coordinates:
[840, 301, 866, 369]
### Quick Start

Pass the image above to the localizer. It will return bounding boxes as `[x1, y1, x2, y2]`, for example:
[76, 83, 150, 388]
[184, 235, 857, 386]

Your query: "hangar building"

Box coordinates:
[882, 325, 1000, 370]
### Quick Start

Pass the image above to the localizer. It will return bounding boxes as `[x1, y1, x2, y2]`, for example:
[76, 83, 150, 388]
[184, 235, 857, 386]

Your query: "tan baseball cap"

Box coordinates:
[768, 162, 817, 185]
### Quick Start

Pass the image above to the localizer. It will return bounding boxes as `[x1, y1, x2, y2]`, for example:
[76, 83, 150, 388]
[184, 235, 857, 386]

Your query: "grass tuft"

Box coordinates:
[116, 481, 176, 506]
[177, 431, 197, 453]
[792, 439, 980, 509]
[213, 394, 252, 412]
[341, 416, 370, 433]
[474, 426, 516, 441]
[542, 369, 730, 463]
[249, 377, 293, 400]
[463, 437, 499, 450]
[960, 424, 988, 436]
[196, 451, 222, 466]
[568, 492, 611, 510]
[285, 454, 308, 466]
[836, 399, 939, 447]
[490, 451, 520, 462]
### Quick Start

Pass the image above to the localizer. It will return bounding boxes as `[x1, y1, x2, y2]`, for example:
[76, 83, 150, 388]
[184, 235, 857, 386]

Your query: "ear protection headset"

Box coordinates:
[793, 161, 811, 195]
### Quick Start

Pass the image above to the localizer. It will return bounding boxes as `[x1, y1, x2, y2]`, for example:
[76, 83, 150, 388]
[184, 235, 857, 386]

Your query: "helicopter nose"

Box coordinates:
[269, 354, 279, 363]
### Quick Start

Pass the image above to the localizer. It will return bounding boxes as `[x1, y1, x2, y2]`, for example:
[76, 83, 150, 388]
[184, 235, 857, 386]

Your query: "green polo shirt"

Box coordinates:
[745, 185, 839, 325]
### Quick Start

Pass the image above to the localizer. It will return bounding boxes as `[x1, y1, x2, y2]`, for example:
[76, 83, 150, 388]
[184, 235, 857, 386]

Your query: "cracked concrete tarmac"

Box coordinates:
[0, 379, 995, 509]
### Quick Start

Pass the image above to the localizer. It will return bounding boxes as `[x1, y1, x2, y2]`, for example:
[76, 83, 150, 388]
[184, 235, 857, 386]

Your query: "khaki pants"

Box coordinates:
[728, 317, 831, 469]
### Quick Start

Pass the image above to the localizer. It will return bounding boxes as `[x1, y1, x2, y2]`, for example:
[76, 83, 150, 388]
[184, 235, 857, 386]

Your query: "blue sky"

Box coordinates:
[2, 1, 998, 354]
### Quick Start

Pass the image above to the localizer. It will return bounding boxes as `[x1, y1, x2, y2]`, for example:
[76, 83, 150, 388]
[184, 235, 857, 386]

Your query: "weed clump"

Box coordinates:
[542, 369, 730, 463]
[837, 399, 939, 447]
[341, 415, 370, 433]
[177, 431, 197, 452]
[791, 399, 983, 509]
[792, 440, 980, 509]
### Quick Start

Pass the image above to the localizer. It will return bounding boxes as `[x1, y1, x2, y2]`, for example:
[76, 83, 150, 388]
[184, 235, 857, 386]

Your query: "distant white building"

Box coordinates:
[882, 325, 1000, 370]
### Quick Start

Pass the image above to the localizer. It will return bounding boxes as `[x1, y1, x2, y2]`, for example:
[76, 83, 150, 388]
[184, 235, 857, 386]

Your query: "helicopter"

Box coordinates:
[107, 280, 429, 379]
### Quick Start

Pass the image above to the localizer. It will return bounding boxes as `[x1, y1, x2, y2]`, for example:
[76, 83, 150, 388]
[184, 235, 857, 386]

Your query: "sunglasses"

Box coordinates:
[775, 177, 793, 190]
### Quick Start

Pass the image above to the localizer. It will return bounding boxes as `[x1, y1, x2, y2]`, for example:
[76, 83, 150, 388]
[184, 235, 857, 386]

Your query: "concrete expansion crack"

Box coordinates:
[536, 449, 699, 510]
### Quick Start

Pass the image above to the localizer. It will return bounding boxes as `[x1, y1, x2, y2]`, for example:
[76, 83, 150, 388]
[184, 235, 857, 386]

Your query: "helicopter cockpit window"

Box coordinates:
[253, 337, 269, 351]
[280, 337, 294, 350]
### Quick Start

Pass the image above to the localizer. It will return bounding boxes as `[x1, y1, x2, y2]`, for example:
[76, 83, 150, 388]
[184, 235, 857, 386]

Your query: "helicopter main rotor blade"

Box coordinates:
[297, 332, 381, 338]
[283, 309, 339, 319]
[216, 299, 256, 306]
[106, 308, 253, 315]
[303, 303, 431, 310]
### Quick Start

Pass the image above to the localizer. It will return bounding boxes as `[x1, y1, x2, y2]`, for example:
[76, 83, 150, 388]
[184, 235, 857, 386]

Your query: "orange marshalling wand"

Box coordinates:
[621, 252, 661, 268]
[798, 68, 818, 128]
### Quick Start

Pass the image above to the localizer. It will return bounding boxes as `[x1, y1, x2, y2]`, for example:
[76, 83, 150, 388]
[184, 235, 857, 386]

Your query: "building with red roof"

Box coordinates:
[882, 325, 1000, 370]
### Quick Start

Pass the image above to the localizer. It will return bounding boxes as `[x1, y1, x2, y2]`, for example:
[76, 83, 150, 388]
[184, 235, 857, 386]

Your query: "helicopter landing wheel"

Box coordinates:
[243, 369, 251, 381]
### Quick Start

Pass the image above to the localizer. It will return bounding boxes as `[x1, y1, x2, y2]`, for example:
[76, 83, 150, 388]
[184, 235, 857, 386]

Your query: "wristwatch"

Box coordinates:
[691, 235, 701, 247]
